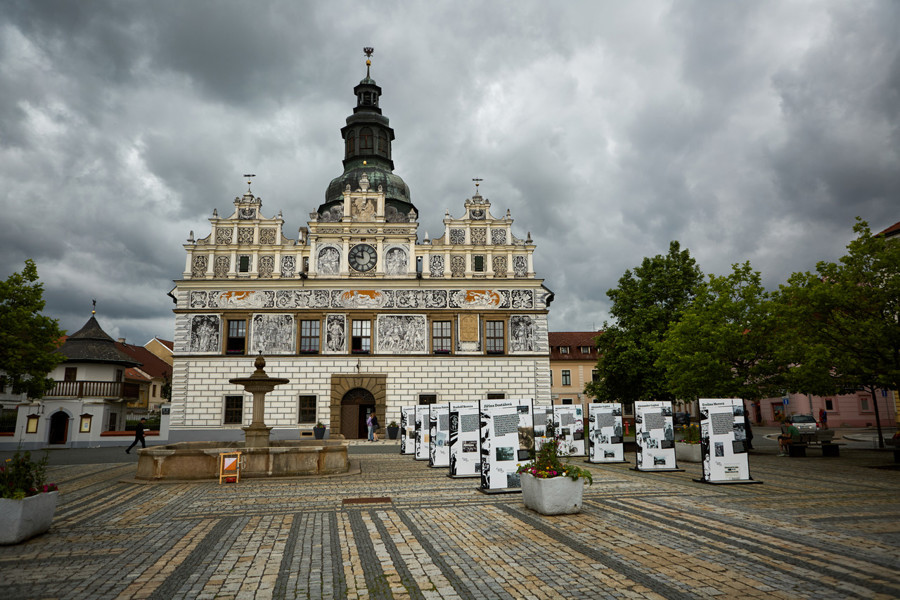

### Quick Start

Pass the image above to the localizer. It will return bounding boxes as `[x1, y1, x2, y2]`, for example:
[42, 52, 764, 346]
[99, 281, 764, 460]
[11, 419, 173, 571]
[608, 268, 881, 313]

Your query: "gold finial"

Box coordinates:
[91, 298, 96, 315]
[363, 47, 374, 77]
[472, 178, 483, 194]
[244, 173, 256, 192]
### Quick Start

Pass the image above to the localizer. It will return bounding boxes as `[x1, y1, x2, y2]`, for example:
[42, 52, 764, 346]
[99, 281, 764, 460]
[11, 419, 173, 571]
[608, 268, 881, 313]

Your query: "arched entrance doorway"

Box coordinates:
[341, 388, 375, 439]
[48, 411, 69, 445]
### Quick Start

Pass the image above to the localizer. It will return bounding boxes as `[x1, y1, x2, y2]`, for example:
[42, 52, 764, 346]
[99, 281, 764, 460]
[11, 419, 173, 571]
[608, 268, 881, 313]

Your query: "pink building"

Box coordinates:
[755, 389, 897, 428]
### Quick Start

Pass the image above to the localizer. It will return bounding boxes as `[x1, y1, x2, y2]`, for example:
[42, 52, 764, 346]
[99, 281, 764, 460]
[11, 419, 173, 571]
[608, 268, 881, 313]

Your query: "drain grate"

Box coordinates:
[342, 497, 392, 505]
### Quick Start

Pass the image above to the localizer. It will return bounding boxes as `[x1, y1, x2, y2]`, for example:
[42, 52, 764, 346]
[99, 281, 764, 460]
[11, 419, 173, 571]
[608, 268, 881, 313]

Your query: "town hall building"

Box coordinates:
[169, 54, 553, 441]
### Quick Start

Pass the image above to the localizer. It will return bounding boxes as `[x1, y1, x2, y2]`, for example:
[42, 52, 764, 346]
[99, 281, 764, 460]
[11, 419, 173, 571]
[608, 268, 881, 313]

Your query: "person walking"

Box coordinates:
[371, 413, 379, 442]
[819, 408, 828, 429]
[126, 418, 147, 454]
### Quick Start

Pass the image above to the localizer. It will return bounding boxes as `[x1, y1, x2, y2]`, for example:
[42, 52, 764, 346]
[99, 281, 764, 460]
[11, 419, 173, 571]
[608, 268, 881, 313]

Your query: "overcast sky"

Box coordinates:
[2, 1, 898, 345]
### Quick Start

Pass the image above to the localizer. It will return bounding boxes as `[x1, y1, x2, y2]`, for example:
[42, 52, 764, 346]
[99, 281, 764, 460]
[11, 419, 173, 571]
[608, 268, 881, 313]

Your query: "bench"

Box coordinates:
[787, 430, 843, 457]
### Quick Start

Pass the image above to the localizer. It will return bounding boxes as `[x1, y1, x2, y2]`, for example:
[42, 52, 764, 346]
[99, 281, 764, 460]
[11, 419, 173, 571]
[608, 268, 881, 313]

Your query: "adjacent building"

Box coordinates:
[169, 56, 553, 441]
[548, 331, 600, 407]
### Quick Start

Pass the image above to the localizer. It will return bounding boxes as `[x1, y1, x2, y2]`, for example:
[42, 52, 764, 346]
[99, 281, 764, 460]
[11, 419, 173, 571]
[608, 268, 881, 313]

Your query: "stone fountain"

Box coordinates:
[229, 354, 289, 448]
[134, 355, 349, 481]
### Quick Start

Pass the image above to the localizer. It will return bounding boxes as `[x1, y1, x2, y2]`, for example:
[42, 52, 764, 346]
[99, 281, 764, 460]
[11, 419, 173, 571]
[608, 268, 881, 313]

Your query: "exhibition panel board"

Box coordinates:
[448, 401, 480, 478]
[634, 400, 678, 471]
[400, 406, 416, 455]
[478, 398, 535, 493]
[414, 405, 431, 461]
[551, 405, 586, 456]
[429, 403, 451, 468]
[698, 398, 756, 483]
[533, 405, 553, 451]
[588, 402, 625, 463]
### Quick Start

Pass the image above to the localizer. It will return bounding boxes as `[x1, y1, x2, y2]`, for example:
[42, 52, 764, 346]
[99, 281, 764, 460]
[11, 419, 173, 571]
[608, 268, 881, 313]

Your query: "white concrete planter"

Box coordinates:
[521, 473, 584, 515]
[675, 442, 702, 463]
[0, 491, 59, 545]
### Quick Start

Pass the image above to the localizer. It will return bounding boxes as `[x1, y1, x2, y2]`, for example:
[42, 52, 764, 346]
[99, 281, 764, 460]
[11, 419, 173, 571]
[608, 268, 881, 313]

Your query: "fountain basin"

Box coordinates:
[135, 439, 349, 480]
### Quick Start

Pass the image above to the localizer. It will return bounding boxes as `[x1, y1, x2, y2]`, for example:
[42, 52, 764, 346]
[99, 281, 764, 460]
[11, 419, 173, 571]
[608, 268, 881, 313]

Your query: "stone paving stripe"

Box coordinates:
[145, 517, 240, 600]
[328, 511, 349, 599]
[497, 503, 698, 600]
[344, 497, 392, 504]
[347, 508, 392, 599]
[395, 508, 486, 600]
[272, 513, 303, 600]
[590, 498, 900, 598]
[620, 494, 900, 574]
[371, 510, 427, 600]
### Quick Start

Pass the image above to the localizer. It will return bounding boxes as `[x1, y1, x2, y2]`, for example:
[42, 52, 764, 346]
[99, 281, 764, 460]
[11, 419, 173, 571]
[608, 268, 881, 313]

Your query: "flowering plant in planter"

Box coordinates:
[679, 423, 700, 444]
[516, 439, 593, 485]
[1, 450, 58, 500]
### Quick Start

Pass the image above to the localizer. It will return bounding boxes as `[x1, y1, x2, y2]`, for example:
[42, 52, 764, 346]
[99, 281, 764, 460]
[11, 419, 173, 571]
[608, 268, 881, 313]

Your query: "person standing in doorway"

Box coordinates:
[366, 412, 374, 442]
[126, 418, 147, 454]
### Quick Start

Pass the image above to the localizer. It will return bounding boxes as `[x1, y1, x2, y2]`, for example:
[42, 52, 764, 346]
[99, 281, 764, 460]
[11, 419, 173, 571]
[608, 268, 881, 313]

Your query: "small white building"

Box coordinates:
[6, 314, 142, 449]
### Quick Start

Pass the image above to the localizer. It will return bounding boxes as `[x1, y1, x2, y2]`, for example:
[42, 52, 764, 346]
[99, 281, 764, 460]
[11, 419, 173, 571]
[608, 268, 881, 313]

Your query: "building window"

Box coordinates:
[300, 320, 320, 354]
[359, 127, 374, 151]
[238, 255, 251, 273]
[108, 413, 117, 431]
[559, 346, 570, 354]
[860, 397, 870, 412]
[419, 394, 437, 405]
[346, 134, 355, 155]
[487, 393, 505, 400]
[224, 395, 244, 425]
[152, 384, 157, 398]
[562, 398, 573, 405]
[473, 255, 485, 272]
[352, 320, 371, 354]
[486, 321, 504, 354]
[825, 399, 834, 411]
[592, 369, 600, 383]
[298, 395, 316, 424]
[432, 321, 452, 354]
[65, 367, 77, 382]
[226, 319, 247, 355]
[562, 370, 572, 386]
[115, 370, 123, 382]
[580, 346, 592, 354]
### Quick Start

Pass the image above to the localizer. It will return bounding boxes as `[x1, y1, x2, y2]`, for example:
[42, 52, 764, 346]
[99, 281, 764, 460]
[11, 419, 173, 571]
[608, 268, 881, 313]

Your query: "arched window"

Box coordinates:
[359, 127, 374, 151]
[345, 133, 355, 157]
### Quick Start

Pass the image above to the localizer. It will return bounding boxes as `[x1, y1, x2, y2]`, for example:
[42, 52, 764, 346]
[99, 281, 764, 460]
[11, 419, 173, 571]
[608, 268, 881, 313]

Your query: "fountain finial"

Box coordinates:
[255, 352, 266, 371]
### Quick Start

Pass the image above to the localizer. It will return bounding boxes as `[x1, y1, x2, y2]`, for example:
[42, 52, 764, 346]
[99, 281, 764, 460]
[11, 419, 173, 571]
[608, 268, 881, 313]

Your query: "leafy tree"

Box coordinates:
[656, 262, 781, 402]
[778, 219, 900, 446]
[0, 260, 65, 398]
[585, 241, 703, 409]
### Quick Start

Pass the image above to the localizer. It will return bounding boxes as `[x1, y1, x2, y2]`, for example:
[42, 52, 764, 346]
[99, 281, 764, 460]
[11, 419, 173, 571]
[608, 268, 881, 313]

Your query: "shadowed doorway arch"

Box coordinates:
[341, 388, 375, 439]
[48, 411, 69, 445]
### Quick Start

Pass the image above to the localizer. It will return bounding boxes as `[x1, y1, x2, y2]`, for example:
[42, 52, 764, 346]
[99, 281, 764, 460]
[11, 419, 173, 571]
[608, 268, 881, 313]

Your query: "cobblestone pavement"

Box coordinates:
[2, 446, 899, 600]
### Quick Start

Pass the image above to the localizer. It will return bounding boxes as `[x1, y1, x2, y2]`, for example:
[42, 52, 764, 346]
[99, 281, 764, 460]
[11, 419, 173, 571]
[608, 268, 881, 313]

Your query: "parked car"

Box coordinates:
[790, 414, 818, 434]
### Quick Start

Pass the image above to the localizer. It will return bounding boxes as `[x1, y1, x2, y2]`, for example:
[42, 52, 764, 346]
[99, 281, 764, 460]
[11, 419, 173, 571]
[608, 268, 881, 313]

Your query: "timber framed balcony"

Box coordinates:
[48, 381, 140, 400]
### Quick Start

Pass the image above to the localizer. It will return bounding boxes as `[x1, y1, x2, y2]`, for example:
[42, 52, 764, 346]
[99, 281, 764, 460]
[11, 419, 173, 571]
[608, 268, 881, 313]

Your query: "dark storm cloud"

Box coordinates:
[1, 1, 897, 344]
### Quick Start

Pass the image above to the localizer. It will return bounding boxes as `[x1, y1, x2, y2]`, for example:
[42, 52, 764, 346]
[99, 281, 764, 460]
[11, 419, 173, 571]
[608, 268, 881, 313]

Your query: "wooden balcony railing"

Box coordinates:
[49, 381, 140, 399]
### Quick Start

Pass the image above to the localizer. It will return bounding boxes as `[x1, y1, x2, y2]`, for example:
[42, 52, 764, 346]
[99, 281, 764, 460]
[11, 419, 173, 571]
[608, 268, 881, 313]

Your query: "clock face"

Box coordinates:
[348, 244, 377, 272]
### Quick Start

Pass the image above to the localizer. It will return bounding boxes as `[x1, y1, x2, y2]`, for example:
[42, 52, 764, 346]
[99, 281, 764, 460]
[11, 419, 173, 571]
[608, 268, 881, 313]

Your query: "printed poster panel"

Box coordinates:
[429, 403, 451, 468]
[415, 405, 431, 461]
[532, 405, 554, 452]
[479, 398, 535, 492]
[400, 406, 416, 455]
[551, 405, 586, 456]
[699, 398, 751, 482]
[449, 401, 480, 478]
[634, 400, 677, 470]
[588, 403, 625, 463]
